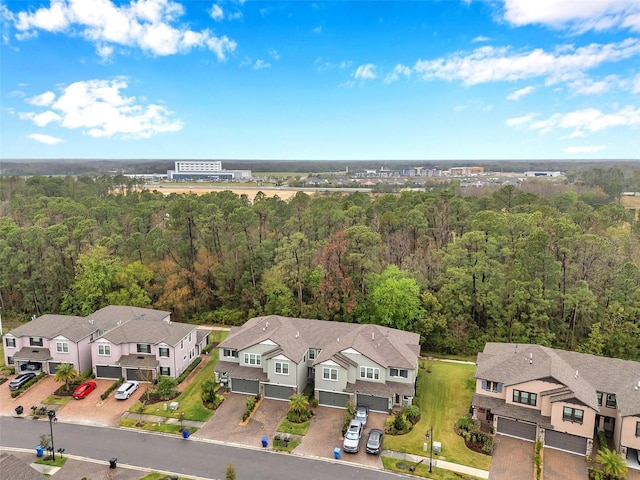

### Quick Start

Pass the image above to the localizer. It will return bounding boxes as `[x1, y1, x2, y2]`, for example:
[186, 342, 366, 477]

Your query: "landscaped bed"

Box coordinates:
[383, 360, 492, 470]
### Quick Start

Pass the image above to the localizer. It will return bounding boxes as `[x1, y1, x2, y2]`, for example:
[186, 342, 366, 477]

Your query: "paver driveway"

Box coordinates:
[543, 447, 588, 480]
[488, 435, 534, 480]
[193, 393, 290, 447]
[0, 375, 59, 416]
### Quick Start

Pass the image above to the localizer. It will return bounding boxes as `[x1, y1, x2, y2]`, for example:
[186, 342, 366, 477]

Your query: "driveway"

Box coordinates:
[294, 406, 385, 469]
[543, 447, 588, 480]
[194, 393, 290, 447]
[489, 435, 534, 480]
[0, 375, 59, 416]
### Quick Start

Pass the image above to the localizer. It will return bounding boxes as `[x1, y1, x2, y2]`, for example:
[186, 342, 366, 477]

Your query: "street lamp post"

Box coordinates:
[425, 426, 433, 473]
[48, 410, 57, 461]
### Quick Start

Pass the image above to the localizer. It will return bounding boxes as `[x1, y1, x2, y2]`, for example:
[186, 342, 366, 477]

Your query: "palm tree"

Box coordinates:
[288, 393, 309, 422]
[597, 447, 628, 480]
[54, 363, 78, 393]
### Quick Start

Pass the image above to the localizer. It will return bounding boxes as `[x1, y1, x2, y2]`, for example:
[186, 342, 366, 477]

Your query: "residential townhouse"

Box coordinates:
[4, 305, 208, 381]
[215, 315, 420, 412]
[472, 342, 640, 468]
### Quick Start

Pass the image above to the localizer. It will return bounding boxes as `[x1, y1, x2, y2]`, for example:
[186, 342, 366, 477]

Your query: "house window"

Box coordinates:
[7, 356, 13, 365]
[390, 368, 409, 378]
[56, 341, 69, 353]
[636, 421, 640, 437]
[98, 344, 111, 356]
[482, 380, 502, 393]
[180, 339, 184, 350]
[605, 394, 616, 408]
[5, 337, 15, 348]
[359, 367, 380, 380]
[275, 362, 289, 375]
[322, 367, 338, 381]
[308, 349, 316, 360]
[563, 407, 584, 424]
[223, 349, 238, 358]
[512, 389, 537, 406]
[597, 392, 603, 406]
[188, 333, 192, 342]
[137, 344, 151, 354]
[243, 353, 261, 366]
[30, 337, 43, 347]
[159, 347, 170, 358]
[159, 366, 171, 376]
[189, 349, 195, 360]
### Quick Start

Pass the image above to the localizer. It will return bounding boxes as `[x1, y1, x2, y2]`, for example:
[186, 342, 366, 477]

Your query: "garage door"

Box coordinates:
[318, 391, 350, 408]
[126, 368, 154, 382]
[545, 430, 587, 455]
[264, 384, 294, 400]
[356, 394, 389, 412]
[231, 378, 259, 395]
[96, 365, 122, 379]
[48, 362, 61, 375]
[497, 417, 537, 441]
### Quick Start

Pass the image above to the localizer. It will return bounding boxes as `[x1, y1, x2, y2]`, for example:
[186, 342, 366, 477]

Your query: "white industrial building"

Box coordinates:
[167, 161, 252, 181]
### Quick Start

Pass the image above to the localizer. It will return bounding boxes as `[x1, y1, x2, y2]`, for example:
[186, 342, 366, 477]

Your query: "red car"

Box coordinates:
[72, 381, 97, 399]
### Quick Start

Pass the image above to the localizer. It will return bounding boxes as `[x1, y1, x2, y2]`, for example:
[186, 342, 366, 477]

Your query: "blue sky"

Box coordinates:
[1, 0, 639, 160]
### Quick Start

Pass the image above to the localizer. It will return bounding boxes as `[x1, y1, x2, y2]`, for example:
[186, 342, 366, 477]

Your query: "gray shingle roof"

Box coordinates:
[0, 453, 45, 480]
[8, 314, 96, 342]
[88, 305, 170, 327]
[100, 317, 196, 347]
[217, 315, 420, 369]
[477, 343, 640, 416]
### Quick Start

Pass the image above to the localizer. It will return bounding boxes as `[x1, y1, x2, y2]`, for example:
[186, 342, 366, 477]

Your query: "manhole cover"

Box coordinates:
[396, 462, 408, 469]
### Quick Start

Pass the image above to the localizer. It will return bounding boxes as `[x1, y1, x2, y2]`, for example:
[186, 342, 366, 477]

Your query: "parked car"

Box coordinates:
[9, 372, 36, 391]
[343, 420, 363, 453]
[366, 428, 384, 455]
[355, 404, 369, 428]
[72, 381, 97, 399]
[115, 380, 139, 400]
[21, 362, 42, 372]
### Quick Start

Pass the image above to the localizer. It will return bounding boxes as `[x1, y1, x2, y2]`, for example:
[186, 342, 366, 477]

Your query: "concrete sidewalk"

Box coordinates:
[382, 450, 490, 479]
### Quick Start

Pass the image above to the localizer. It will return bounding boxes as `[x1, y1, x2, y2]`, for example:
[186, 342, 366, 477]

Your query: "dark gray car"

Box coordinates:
[366, 428, 384, 455]
[9, 372, 36, 391]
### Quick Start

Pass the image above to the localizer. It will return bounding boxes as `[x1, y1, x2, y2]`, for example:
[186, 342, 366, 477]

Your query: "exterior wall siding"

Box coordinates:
[549, 401, 596, 438]
[505, 379, 562, 412]
[266, 355, 296, 388]
[314, 361, 347, 391]
[619, 415, 640, 450]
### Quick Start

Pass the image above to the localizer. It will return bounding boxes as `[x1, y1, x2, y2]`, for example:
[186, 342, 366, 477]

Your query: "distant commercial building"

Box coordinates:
[448, 166, 484, 176]
[167, 161, 252, 181]
[524, 171, 563, 177]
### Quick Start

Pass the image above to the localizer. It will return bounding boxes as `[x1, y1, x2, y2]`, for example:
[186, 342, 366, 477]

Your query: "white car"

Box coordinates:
[114, 381, 139, 400]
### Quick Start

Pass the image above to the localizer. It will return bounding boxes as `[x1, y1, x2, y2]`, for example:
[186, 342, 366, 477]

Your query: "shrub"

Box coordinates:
[403, 405, 420, 425]
[156, 376, 178, 400]
[394, 413, 408, 432]
[245, 396, 256, 411]
[101, 378, 124, 400]
[455, 415, 474, 433]
[176, 357, 202, 384]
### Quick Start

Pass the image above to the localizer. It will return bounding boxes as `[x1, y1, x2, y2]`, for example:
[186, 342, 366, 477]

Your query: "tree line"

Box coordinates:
[0, 173, 638, 360]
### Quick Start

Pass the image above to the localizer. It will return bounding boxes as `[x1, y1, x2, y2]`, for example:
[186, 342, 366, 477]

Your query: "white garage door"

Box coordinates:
[497, 417, 537, 441]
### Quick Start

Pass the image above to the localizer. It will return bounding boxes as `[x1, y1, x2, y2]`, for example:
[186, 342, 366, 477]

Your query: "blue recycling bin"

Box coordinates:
[261, 436, 268, 447]
[36, 445, 44, 457]
[333, 447, 341, 459]
[182, 429, 190, 439]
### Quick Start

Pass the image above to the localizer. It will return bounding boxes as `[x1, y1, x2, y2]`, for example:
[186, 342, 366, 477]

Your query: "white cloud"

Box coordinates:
[384, 64, 412, 84]
[501, 0, 640, 33]
[314, 57, 351, 72]
[313, 26, 322, 34]
[472, 35, 491, 43]
[631, 73, 640, 94]
[567, 75, 619, 95]
[413, 39, 640, 86]
[354, 63, 377, 80]
[269, 49, 280, 60]
[507, 85, 535, 100]
[28, 133, 63, 145]
[210, 4, 224, 21]
[564, 145, 606, 153]
[11, 0, 237, 59]
[507, 106, 640, 136]
[253, 59, 270, 70]
[27, 91, 56, 106]
[505, 112, 538, 126]
[20, 78, 183, 139]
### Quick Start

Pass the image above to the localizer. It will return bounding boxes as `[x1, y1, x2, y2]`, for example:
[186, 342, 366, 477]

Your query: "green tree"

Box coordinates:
[287, 393, 309, 423]
[54, 363, 78, 393]
[596, 447, 627, 479]
[156, 376, 178, 400]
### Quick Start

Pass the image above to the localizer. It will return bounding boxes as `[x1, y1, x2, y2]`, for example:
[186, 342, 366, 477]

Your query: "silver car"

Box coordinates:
[342, 420, 363, 453]
[114, 380, 139, 400]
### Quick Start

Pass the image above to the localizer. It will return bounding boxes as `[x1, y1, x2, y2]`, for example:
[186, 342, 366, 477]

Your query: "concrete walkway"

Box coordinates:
[383, 450, 490, 479]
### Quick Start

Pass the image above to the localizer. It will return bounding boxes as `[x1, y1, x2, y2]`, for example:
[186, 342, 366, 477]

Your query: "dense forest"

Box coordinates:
[0, 171, 639, 360]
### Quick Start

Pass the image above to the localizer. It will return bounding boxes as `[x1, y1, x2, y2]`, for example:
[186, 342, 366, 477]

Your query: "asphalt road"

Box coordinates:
[0, 417, 408, 479]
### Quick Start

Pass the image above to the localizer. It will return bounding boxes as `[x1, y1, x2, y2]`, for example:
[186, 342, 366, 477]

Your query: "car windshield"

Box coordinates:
[345, 431, 359, 440]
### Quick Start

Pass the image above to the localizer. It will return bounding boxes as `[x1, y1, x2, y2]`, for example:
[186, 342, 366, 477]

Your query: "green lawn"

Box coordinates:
[42, 394, 72, 406]
[119, 417, 199, 435]
[277, 417, 311, 436]
[382, 456, 477, 480]
[384, 360, 491, 470]
[133, 330, 227, 422]
[139, 473, 194, 480]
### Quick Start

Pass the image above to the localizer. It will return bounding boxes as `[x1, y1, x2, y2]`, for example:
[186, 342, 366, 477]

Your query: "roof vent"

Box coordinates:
[89, 319, 94, 325]
[296, 331, 299, 339]
[529, 353, 533, 365]
[31, 315, 36, 321]
[265, 321, 269, 328]
[372, 332, 375, 341]
[574, 370, 579, 379]
[137, 356, 144, 360]
[337, 337, 340, 343]
[514, 344, 518, 354]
